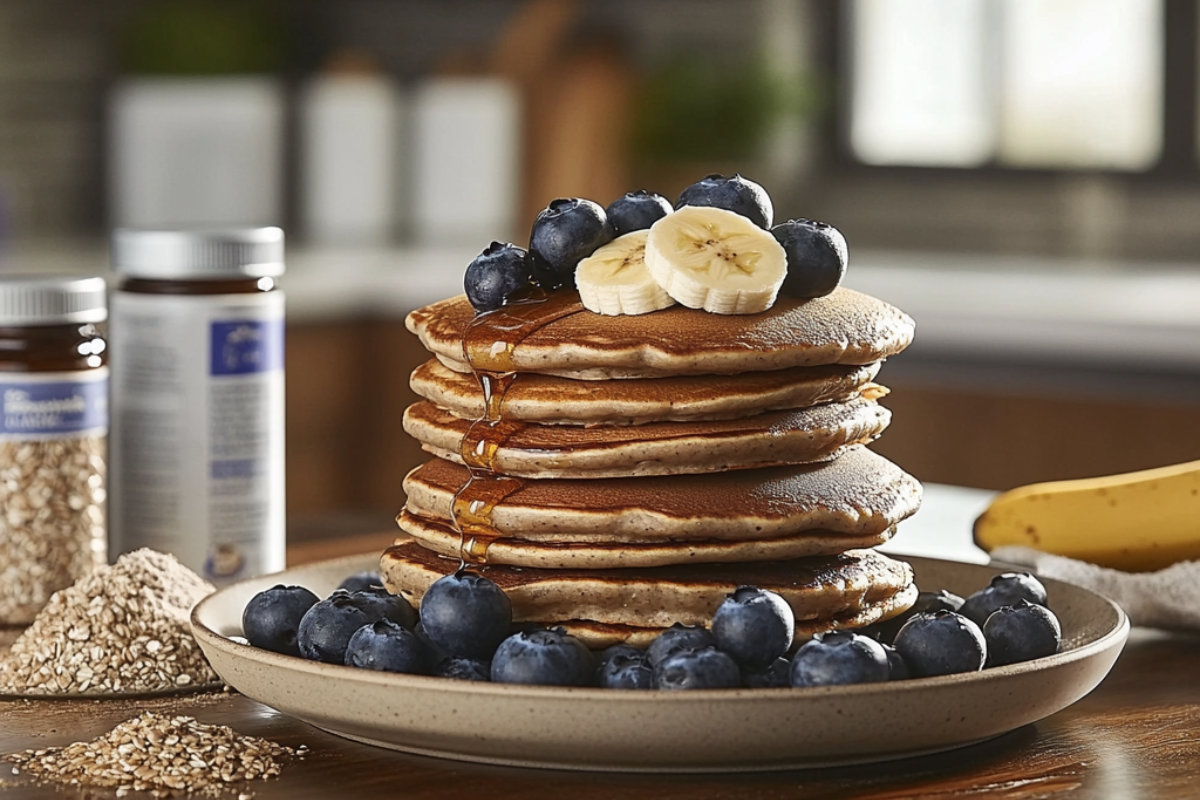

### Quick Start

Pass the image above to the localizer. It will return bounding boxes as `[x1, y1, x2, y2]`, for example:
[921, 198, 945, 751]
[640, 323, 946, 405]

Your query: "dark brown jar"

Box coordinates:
[109, 228, 286, 585]
[0, 275, 108, 624]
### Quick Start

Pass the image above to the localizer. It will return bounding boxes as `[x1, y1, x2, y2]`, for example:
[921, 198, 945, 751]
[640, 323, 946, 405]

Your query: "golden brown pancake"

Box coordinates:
[407, 288, 915, 379]
[409, 358, 884, 425]
[380, 537, 917, 647]
[401, 445, 922, 545]
[396, 510, 896, 568]
[403, 397, 891, 479]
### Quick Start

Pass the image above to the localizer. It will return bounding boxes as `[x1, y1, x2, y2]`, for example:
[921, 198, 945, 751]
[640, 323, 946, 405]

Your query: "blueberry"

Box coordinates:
[790, 631, 890, 687]
[413, 621, 449, 664]
[464, 241, 534, 312]
[529, 198, 615, 289]
[598, 653, 655, 690]
[675, 174, 773, 228]
[433, 657, 492, 682]
[655, 646, 742, 690]
[881, 643, 910, 681]
[490, 628, 595, 686]
[646, 623, 716, 668]
[983, 601, 1062, 668]
[594, 643, 643, 682]
[606, 190, 672, 235]
[337, 571, 382, 594]
[772, 219, 847, 299]
[348, 586, 417, 630]
[344, 619, 430, 674]
[892, 610, 987, 677]
[419, 570, 512, 660]
[959, 573, 1048, 628]
[297, 592, 377, 663]
[741, 656, 792, 689]
[242, 584, 319, 657]
[711, 586, 795, 668]
[863, 589, 966, 645]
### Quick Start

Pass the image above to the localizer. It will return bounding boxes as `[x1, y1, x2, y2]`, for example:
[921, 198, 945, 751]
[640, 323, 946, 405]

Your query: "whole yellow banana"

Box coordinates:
[973, 459, 1200, 572]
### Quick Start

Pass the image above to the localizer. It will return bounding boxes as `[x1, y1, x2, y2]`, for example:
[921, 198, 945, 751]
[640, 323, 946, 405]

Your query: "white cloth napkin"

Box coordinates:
[991, 545, 1200, 631]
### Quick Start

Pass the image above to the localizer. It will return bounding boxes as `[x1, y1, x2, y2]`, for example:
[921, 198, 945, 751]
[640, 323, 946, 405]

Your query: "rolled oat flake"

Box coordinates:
[0, 275, 108, 625]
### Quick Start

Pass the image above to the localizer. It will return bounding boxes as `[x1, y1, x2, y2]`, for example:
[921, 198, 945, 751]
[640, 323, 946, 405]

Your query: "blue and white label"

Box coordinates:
[210, 319, 284, 376]
[0, 371, 108, 439]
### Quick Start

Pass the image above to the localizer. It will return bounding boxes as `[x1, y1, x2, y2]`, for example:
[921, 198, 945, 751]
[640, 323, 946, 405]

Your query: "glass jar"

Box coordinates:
[109, 228, 286, 584]
[0, 275, 108, 625]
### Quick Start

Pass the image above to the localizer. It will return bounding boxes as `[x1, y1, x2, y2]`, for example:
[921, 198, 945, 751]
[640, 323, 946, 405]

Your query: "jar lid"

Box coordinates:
[0, 275, 108, 325]
[111, 227, 285, 279]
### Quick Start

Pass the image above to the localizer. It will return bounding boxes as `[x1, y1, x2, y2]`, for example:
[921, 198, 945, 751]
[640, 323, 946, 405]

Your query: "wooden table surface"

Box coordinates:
[3, 531, 1199, 799]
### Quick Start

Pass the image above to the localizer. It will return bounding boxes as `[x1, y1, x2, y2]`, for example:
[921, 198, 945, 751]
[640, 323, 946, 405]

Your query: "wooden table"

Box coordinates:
[3, 530, 1199, 799]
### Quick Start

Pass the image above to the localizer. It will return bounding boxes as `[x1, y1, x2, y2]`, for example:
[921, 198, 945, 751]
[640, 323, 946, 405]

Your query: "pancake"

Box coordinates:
[401, 445, 922, 545]
[380, 537, 918, 647]
[403, 397, 891, 479]
[407, 288, 915, 379]
[397, 510, 896, 568]
[409, 358, 884, 425]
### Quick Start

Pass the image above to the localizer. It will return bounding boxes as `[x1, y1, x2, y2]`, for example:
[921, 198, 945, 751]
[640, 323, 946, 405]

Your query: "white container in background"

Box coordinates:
[109, 77, 285, 228]
[300, 73, 402, 245]
[410, 77, 520, 245]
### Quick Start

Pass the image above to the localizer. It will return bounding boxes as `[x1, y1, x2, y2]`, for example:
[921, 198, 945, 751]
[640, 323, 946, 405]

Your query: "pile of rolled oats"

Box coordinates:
[0, 436, 107, 624]
[6, 711, 301, 798]
[0, 548, 220, 694]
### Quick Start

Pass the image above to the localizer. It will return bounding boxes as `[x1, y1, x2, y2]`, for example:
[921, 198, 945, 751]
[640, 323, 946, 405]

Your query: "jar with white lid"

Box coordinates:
[108, 228, 286, 584]
[0, 275, 108, 625]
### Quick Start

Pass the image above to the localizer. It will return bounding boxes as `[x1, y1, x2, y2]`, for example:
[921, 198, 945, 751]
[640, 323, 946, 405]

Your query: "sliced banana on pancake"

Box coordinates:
[645, 206, 787, 314]
[575, 230, 676, 316]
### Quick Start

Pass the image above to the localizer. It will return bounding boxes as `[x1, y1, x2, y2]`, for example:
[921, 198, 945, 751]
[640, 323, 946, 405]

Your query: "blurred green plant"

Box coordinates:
[632, 52, 821, 164]
[117, 0, 287, 75]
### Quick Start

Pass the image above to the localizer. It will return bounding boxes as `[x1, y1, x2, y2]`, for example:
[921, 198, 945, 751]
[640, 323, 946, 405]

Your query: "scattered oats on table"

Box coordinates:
[0, 548, 220, 695]
[4, 711, 300, 798]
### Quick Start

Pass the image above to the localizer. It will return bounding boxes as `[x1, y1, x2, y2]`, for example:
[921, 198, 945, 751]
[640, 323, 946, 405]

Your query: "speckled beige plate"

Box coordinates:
[191, 553, 1128, 772]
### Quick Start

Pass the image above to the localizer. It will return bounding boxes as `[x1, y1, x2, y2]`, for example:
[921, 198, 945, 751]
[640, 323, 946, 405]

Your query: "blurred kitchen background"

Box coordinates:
[1, 0, 1198, 530]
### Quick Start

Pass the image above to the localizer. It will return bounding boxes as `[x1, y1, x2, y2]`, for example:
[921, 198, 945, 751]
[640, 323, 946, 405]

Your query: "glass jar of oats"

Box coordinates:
[0, 275, 108, 625]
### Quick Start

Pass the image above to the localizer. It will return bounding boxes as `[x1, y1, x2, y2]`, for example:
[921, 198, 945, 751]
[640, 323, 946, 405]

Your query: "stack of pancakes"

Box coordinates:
[382, 288, 923, 647]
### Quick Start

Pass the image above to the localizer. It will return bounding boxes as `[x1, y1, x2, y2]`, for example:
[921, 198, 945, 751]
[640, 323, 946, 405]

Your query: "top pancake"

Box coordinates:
[407, 288, 915, 379]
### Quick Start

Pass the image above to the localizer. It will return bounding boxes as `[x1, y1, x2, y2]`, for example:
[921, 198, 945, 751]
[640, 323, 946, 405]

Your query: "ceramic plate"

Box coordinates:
[191, 552, 1128, 772]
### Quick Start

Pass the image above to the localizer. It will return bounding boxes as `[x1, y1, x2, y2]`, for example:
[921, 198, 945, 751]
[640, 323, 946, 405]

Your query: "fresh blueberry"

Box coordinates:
[741, 656, 792, 689]
[881, 643, 909, 681]
[349, 585, 417, 630]
[790, 631, 890, 687]
[675, 174, 773, 228]
[606, 190, 672, 235]
[959, 573, 1048, 628]
[598, 653, 655, 690]
[646, 623, 716, 668]
[892, 610, 987, 677]
[529, 198, 615, 289]
[983, 601, 1062, 667]
[711, 586, 794, 668]
[464, 241, 534, 313]
[344, 619, 430, 674]
[297, 592, 376, 663]
[413, 621, 449, 664]
[419, 570, 512, 661]
[490, 628, 595, 687]
[772, 219, 847, 299]
[433, 657, 492, 682]
[864, 589, 966, 645]
[337, 571, 382, 594]
[655, 646, 742, 690]
[242, 584, 319, 657]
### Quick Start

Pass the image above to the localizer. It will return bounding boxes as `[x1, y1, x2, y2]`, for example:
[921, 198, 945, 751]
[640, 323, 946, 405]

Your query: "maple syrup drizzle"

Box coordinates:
[450, 289, 585, 564]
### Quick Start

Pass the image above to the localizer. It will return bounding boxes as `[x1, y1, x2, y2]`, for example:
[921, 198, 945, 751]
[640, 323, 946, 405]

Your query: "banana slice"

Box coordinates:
[575, 230, 677, 316]
[645, 206, 787, 314]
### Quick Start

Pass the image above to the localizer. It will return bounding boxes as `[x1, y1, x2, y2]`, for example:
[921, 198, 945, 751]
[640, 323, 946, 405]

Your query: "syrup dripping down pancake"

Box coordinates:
[403, 396, 891, 479]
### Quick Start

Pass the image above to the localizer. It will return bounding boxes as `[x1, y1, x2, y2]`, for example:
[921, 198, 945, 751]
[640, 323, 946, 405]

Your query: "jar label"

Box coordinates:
[0, 370, 109, 439]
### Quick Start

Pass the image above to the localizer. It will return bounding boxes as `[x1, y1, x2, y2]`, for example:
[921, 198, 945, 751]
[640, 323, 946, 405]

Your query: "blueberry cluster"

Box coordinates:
[462, 174, 848, 313]
[241, 570, 1062, 689]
